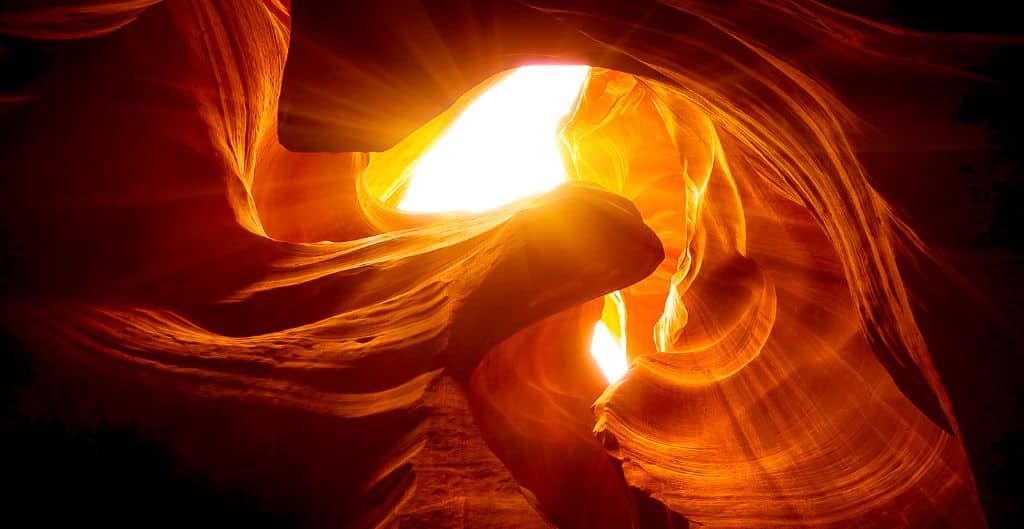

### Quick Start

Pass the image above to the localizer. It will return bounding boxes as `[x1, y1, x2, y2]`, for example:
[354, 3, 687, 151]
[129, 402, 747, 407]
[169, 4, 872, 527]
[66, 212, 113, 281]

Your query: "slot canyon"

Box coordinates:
[1, 1, 1021, 528]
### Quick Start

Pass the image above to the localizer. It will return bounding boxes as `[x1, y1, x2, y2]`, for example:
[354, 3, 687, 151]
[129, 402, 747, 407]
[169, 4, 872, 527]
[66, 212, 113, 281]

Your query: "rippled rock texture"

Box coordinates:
[0, 1, 1008, 528]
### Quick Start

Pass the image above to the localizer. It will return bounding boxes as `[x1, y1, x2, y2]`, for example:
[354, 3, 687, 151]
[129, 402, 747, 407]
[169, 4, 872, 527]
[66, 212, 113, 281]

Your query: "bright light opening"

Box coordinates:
[396, 64, 630, 383]
[591, 319, 629, 383]
[592, 291, 629, 383]
[397, 65, 590, 213]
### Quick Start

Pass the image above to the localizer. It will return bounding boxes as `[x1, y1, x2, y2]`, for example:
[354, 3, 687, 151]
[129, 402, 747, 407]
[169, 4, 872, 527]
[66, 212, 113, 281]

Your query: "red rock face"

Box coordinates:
[0, 1, 1010, 528]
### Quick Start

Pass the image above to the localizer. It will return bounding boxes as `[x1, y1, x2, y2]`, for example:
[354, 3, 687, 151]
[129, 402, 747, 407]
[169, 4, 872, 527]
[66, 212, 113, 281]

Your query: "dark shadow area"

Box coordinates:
[836, 2, 1023, 528]
[0, 329, 303, 528]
